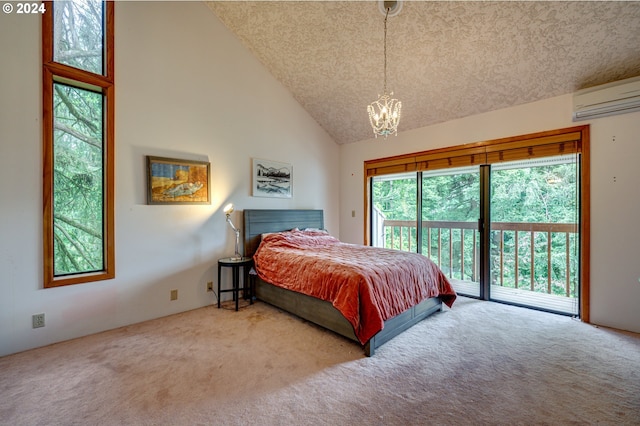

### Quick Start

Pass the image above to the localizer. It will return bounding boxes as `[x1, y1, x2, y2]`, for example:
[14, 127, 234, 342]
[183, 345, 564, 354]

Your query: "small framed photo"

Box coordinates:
[252, 158, 292, 198]
[146, 156, 210, 205]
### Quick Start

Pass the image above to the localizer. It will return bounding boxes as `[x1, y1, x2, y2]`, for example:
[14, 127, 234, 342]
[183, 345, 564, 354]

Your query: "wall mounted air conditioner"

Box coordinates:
[572, 75, 640, 121]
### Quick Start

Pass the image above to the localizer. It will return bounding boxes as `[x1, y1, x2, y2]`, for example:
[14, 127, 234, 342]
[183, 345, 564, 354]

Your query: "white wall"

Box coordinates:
[340, 96, 640, 334]
[0, 2, 339, 357]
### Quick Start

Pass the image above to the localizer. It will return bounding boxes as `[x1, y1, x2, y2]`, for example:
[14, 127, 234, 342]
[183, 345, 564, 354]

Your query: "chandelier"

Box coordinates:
[367, 1, 402, 138]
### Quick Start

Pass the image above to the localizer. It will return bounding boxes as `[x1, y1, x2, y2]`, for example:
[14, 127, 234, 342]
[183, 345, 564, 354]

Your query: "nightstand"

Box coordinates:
[217, 257, 254, 311]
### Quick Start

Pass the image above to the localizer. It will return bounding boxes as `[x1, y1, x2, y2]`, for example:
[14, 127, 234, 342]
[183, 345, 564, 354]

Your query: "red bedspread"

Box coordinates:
[253, 229, 456, 344]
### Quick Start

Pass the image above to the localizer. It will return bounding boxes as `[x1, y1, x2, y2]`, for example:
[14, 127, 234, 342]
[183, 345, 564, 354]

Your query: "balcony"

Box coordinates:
[374, 218, 579, 315]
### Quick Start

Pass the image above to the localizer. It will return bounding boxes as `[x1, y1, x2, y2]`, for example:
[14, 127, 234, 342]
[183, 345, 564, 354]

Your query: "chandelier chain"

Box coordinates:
[383, 7, 389, 94]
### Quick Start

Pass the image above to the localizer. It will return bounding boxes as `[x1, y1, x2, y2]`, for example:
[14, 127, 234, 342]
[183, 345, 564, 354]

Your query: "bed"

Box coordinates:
[243, 209, 456, 356]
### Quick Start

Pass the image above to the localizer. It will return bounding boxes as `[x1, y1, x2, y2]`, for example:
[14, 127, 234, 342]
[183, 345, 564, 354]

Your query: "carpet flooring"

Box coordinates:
[1, 296, 639, 425]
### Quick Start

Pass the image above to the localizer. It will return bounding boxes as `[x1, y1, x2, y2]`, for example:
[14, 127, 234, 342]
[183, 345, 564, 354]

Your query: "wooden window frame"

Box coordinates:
[364, 126, 590, 322]
[42, 1, 115, 287]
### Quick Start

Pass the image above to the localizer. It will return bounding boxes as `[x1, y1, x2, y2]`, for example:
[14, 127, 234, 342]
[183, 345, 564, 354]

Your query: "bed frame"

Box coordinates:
[243, 209, 444, 356]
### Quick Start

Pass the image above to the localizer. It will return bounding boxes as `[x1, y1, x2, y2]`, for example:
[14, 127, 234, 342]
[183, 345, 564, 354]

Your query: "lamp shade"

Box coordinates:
[223, 203, 234, 215]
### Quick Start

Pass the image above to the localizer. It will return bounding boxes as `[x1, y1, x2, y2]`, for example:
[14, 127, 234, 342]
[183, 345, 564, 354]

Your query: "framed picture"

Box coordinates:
[252, 158, 293, 198]
[146, 156, 210, 205]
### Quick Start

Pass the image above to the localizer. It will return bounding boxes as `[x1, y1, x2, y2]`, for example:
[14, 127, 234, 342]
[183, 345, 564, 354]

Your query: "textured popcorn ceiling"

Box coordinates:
[207, 1, 640, 144]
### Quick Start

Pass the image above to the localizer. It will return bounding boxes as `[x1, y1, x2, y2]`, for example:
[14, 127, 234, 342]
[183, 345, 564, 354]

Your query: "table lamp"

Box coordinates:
[223, 203, 242, 260]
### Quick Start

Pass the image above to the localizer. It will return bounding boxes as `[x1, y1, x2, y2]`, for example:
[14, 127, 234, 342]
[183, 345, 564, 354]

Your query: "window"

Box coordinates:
[43, 0, 114, 287]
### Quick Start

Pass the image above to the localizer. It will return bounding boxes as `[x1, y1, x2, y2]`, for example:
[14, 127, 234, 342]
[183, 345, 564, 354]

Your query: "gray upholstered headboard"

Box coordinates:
[242, 209, 324, 258]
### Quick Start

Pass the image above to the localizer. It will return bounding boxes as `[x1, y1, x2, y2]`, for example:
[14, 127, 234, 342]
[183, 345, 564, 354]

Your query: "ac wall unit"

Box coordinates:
[572, 75, 640, 121]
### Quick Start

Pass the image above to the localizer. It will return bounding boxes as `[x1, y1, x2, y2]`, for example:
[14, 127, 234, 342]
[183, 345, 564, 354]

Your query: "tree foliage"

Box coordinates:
[54, 0, 103, 74]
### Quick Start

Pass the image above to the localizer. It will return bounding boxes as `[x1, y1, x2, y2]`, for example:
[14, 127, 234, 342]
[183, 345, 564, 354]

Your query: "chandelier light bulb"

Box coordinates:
[368, 92, 402, 138]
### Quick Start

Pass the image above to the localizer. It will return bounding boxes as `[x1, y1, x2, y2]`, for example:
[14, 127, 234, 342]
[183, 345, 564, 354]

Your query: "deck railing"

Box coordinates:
[379, 219, 578, 298]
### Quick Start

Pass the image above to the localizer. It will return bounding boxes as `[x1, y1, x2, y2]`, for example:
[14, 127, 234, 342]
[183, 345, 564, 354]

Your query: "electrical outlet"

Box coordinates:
[207, 281, 213, 292]
[170, 289, 178, 301]
[32, 313, 45, 329]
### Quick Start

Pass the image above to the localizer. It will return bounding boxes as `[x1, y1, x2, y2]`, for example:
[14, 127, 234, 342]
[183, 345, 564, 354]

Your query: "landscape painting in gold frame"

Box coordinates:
[146, 156, 210, 205]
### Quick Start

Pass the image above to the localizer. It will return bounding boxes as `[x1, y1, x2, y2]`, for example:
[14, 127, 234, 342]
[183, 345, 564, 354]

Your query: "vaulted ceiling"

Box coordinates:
[207, 1, 640, 144]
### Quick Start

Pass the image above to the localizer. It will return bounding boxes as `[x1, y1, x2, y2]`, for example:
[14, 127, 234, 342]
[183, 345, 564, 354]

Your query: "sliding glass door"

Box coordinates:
[422, 167, 481, 297]
[370, 168, 481, 297]
[366, 126, 587, 318]
[369, 157, 580, 315]
[489, 155, 579, 315]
